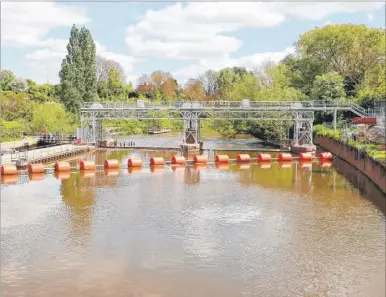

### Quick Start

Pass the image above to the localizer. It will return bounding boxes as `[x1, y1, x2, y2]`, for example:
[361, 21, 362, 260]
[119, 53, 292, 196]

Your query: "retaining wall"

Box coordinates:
[315, 135, 386, 194]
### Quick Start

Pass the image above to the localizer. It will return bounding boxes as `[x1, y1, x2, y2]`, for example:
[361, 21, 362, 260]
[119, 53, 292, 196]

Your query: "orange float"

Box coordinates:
[237, 154, 250, 162]
[193, 155, 208, 164]
[171, 156, 185, 164]
[104, 159, 119, 169]
[319, 152, 333, 160]
[278, 153, 292, 162]
[216, 163, 229, 170]
[258, 153, 272, 162]
[299, 153, 313, 161]
[128, 158, 143, 167]
[28, 163, 45, 174]
[29, 173, 45, 181]
[1, 164, 17, 175]
[216, 155, 229, 163]
[79, 160, 96, 171]
[150, 157, 165, 166]
[55, 161, 71, 172]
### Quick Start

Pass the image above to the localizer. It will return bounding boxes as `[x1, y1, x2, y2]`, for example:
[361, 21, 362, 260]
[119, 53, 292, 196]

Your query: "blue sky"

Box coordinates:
[1, 2, 385, 85]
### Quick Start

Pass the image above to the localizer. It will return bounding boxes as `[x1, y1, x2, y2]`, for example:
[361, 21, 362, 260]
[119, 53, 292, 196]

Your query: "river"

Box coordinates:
[1, 137, 385, 297]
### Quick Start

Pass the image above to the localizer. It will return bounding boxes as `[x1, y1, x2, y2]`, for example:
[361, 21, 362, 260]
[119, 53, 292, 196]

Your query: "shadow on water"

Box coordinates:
[332, 157, 386, 215]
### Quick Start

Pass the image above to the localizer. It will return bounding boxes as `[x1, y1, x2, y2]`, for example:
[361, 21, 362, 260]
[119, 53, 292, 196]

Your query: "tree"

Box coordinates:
[150, 70, 172, 89]
[0, 91, 33, 122]
[10, 78, 28, 93]
[311, 71, 345, 102]
[80, 27, 97, 102]
[160, 78, 178, 100]
[183, 79, 205, 101]
[136, 74, 152, 87]
[96, 55, 127, 83]
[0, 70, 15, 91]
[296, 24, 385, 97]
[59, 25, 97, 112]
[198, 70, 218, 98]
[108, 68, 125, 98]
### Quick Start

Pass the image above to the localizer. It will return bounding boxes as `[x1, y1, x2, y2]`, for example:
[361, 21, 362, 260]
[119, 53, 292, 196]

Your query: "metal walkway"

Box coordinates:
[79, 100, 371, 147]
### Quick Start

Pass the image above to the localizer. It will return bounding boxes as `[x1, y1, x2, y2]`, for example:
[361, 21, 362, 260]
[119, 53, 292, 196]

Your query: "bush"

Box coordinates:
[1, 120, 24, 141]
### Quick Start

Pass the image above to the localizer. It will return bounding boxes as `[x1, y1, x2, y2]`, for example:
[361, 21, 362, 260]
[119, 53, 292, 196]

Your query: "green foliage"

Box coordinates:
[0, 70, 15, 91]
[59, 25, 97, 113]
[311, 71, 345, 101]
[30, 102, 76, 134]
[27, 80, 58, 102]
[1, 120, 24, 141]
[0, 91, 34, 122]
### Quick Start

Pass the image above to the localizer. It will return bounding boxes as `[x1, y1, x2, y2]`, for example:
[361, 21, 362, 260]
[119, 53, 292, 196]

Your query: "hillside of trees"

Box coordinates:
[1, 24, 384, 141]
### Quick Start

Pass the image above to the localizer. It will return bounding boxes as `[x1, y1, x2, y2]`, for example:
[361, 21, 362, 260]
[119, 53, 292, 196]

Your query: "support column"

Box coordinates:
[333, 109, 337, 130]
[180, 104, 202, 153]
[291, 111, 316, 154]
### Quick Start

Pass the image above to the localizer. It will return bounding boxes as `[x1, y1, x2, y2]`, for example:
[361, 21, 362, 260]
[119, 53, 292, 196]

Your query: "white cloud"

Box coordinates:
[173, 47, 295, 83]
[125, 2, 383, 60]
[367, 13, 374, 22]
[25, 39, 136, 84]
[1, 2, 90, 47]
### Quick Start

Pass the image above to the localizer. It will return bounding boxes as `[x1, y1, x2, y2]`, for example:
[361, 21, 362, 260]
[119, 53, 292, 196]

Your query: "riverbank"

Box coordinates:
[315, 135, 386, 194]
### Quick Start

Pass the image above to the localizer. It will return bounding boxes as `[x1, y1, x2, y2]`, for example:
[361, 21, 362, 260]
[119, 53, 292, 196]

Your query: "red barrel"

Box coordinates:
[278, 153, 292, 162]
[150, 157, 165, 166]
[258, 154, 272, 162]
[128, 158, 142, 167]
[171, 156, 185, 164]
[216, 155, 229, 163]
[28, 163, 45, 174]
[319, 152, 333, 160]
[237, 154, 250, 162]
[1, 164, 17, 175]
[79, 160, 96, 171]
[194, 155, 208, 164]
[299, 153, 313, 161]
[55, 162, 71, 172]
[104, 159, 119, 169]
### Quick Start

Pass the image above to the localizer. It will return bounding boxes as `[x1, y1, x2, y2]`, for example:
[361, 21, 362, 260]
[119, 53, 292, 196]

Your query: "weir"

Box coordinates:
[79, 100, 370, 153]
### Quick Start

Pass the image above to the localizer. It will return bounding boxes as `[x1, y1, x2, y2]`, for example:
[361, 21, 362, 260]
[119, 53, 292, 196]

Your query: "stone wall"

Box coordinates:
[315, 135, 386, 194]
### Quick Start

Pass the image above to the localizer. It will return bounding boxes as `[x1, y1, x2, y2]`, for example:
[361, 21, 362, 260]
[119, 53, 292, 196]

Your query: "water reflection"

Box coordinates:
[1, 149, 385, 297]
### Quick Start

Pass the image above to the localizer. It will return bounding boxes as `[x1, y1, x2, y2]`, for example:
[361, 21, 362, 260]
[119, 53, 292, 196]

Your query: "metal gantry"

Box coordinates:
[79, 100, 368, 146]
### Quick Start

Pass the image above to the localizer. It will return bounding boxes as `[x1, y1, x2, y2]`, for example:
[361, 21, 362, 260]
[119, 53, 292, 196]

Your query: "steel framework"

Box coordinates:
[80, 100, 368, 146]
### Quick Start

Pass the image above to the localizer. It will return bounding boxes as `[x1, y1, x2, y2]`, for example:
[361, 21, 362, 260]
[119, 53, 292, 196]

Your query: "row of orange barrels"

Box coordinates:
[1, 152, 333, 175]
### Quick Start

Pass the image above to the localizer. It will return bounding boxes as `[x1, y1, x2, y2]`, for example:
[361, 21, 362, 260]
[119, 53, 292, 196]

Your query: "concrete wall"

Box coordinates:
[315, 135, 386, 194]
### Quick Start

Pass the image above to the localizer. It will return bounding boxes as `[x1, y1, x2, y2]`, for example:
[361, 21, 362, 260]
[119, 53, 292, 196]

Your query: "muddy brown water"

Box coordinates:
[1, 147, 385, 297]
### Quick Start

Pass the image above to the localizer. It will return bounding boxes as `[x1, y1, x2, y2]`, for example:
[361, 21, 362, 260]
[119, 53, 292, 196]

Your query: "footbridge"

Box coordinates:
[80, 100, 370, 151]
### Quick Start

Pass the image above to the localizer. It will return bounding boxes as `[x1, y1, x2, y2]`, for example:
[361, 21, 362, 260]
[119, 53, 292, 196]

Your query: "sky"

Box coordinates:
[1, 1, 385, 86]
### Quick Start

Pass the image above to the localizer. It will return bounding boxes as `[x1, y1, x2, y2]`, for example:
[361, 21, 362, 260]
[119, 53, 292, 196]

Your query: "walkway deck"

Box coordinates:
[1, 144, 94, 166]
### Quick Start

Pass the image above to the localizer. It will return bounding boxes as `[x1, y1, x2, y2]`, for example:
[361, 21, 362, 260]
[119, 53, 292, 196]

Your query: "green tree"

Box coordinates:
[30, 102, 76, 134]
[0, 91, 33, 121]
[59, 25, 97, 112]
[108, 68, 125, 99]
[0, 70, 15, 91]
[295, 24, 385, 97]
[311, 71, 345, 102]
[11, 77, 28, 93]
